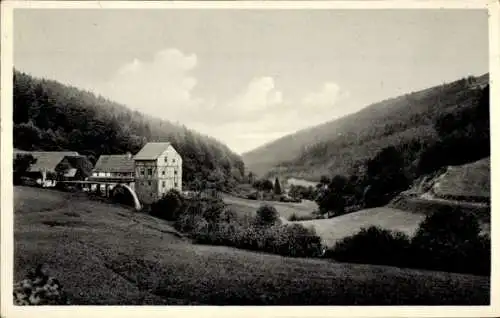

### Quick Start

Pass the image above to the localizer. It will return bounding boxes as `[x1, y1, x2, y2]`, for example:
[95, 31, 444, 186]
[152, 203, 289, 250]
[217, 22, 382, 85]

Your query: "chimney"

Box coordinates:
[126, 152, 132, 159]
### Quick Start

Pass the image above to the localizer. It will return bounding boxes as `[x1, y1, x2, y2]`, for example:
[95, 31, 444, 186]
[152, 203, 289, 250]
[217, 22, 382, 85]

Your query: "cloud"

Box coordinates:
[88, 49, 354, 153]
[200, 81, 354, 153]
[93, 48, 200, 122]
[230, 76, 283, 112]
[302, 82, 349, 110]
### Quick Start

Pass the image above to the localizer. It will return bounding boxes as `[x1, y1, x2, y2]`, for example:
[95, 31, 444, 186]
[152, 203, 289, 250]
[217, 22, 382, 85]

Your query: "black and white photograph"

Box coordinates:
[1, 0, 498, 314]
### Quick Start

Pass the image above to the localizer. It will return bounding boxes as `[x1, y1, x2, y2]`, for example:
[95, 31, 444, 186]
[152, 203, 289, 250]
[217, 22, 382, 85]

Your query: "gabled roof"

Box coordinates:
[57, 155, 94, 178]
[133, 142, 172, 160]
[93, 154, 134, 173]
[20, 151, 80, 173]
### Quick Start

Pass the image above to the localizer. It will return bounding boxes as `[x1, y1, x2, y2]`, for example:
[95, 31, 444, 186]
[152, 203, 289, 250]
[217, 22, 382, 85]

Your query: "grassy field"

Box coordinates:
[14, 186, 490, 305]
[295, 207, 426, 247]
[221, 193, 317, 220]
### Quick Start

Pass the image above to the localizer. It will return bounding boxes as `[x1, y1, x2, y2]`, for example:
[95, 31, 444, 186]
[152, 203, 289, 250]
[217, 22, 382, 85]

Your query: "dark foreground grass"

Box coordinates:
[14, 186, 490, 305]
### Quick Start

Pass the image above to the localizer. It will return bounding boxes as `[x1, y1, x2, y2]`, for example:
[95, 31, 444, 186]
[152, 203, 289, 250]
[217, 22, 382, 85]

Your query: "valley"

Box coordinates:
[14, 186, 490, 305]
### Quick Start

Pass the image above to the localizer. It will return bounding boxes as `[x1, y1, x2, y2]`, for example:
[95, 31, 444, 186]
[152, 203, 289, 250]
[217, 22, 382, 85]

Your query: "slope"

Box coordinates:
[243, 74, 489, 180]
[296, 207, 425, 247]
[13, 70, 244, 187]
[14, 186, 490, 305]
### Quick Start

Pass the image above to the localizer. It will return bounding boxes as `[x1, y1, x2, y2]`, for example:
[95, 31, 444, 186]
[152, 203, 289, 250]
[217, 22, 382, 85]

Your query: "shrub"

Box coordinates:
[327, 207, 491, 276]
[175, 213, 206, 234]
[288, 213, 317, 221]
[13, 154, 37, 185]
[329, 226, 412, 267]
[14, 265, 70, 305]
[273, 224, 324, 257]
[150, 189, 184, 221]
[255, 204, 281, 227]
[161, 195, 323, 258]
[411, 206, 489, 275]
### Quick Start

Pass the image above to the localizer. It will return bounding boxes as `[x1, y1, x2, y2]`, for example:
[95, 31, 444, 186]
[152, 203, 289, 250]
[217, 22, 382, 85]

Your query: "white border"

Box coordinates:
[1, 1, 499, 317]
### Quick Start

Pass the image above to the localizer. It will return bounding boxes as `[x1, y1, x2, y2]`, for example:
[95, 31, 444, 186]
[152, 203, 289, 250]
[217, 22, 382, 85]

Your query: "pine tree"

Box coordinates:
[274, 177, 282, 195]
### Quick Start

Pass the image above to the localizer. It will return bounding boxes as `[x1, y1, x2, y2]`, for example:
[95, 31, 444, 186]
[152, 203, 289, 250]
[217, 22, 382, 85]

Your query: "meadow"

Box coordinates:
[14, 186, 490, 305]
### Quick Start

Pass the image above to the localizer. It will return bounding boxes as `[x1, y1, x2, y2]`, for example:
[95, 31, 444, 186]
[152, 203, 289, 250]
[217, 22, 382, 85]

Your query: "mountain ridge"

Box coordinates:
[242, 73, 489, 181]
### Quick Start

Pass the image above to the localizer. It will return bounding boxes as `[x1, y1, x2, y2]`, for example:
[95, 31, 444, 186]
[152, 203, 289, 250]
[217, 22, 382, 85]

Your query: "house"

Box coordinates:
[88, 153, 135, 191]
[133, 142, 182, 204]
[55, 155, 94, 181]
[91, 153, 135, 179]
[14, 151, 80, 187]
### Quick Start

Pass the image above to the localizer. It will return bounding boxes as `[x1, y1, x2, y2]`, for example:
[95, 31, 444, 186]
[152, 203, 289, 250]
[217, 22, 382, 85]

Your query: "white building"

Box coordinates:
[133, 142, 183, 204]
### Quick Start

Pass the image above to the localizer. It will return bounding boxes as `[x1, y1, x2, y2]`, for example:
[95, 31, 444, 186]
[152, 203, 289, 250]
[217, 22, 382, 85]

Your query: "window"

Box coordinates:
[164, 157, 168, 163]
[162, 170, 165, 176]
[148, 168, 152, 176]
[140, 169, 145, 176]
[172, 159, 176, 163]
[175, 182, 178, 187]
[174, 170, 177, 175]
[162, 181, 166, 188]
[148, 181, 151, 186]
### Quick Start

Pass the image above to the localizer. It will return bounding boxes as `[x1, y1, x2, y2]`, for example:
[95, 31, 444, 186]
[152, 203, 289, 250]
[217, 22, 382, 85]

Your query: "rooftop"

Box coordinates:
[133, 142, 172, 160]
[15, 151, 80, 173]
[93, 154, 135, 173]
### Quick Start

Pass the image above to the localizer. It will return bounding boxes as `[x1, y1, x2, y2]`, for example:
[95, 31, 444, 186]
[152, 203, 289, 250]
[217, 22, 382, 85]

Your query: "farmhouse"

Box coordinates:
[88, 153, 135, 192]
[133, 142, 183, 204]
[90, 153, 135, 179]
[14, 151, 80, 187]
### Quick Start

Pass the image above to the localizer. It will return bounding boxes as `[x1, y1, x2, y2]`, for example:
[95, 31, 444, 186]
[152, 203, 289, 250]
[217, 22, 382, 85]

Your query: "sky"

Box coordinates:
[14, 9, 489, 154]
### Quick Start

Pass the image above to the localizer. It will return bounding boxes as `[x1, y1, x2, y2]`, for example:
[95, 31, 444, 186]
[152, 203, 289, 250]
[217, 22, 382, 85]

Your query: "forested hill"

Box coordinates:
[242, 74, 489, 181]
[13, 70, 245, 188]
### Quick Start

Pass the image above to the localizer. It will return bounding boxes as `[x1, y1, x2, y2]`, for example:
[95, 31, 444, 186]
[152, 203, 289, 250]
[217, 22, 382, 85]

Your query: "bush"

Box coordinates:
[411, 206, 489, 275]
[327, 207, 491, 276]
[175, 213, 206, 234]
[288, 212, 317, 221]
[150, 189, 184, 221]
[329, 226, 411, 267]
[13, 154, 37, 185]
[255, 204, 281, 227]
[14, 265, 70, 305]
[272, 224, 324, 257]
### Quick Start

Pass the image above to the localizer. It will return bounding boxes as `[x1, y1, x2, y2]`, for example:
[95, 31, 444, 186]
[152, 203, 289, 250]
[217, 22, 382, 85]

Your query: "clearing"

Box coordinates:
[14, 186, 489, 305]
[221, 193, 317, 220]
[295, 207, 426, 247]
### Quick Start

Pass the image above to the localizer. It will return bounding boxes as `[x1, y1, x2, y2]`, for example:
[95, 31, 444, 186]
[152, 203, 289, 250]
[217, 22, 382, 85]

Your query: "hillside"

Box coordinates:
[13, 70, 244, 187]
[432, 157, 490, 201]
[243, 74, 489, 180]
[14, 186, 490, 305]
[388, 157, 491, 225]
